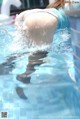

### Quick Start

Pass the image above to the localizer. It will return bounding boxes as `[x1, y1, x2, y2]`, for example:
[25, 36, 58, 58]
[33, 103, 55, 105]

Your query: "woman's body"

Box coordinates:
[15, 0, 80, 99]
[15, 0, 80, 46]
[15, 8, 69, 83]
[15, 9, 58, 45]
[15, 9, 68, 45]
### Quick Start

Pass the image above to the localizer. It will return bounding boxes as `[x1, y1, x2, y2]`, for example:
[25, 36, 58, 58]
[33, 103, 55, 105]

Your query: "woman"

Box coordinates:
[15, 0, 80, 46]
[15, 0, 68, 46]
[15, 0, 80, 99]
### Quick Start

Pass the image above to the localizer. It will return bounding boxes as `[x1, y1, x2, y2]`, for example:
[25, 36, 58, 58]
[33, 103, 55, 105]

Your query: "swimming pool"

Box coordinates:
[0, 20, 80, 119]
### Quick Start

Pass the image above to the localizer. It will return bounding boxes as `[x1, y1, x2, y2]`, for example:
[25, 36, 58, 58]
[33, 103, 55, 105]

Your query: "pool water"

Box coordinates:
[0, 23, 80, 119]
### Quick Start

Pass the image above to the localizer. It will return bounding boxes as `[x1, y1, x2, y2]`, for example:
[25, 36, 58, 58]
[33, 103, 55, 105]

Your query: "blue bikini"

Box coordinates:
[47, 8, 70, 30]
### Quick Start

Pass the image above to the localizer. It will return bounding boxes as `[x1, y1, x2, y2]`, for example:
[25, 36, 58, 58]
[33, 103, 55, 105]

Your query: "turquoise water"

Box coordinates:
[0, 24, 80, 119]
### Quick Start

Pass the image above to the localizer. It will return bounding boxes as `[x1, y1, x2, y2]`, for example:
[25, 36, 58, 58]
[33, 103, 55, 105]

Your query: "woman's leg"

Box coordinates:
[16, 51, 48, 84]
[16, 51, 48, 99]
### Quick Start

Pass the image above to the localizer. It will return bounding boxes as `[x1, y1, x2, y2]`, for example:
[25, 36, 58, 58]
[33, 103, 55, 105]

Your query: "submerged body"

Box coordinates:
[0, 1, 80, 117]
[14, 0, 80, 99]
[15, 7, 70, 99]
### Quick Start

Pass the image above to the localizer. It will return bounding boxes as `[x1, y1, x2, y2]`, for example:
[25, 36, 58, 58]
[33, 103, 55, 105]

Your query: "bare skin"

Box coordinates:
[14, 5, 80, 99]
[15, 9, 58, 99]
[15, 7, 80, 45]
[15, 9, 58, 45]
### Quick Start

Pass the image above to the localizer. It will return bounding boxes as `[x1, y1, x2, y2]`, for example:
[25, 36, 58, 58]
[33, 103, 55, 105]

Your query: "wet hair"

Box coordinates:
[47, 0, 65, 9]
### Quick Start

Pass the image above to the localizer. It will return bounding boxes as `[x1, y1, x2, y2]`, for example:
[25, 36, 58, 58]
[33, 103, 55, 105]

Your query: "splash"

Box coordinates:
[0, 25, 12, 53]
[0, 23, 72, 58]
[50, 28, 72, 54]
[9, 28, 51, 53]
[10, 27, 71, 55]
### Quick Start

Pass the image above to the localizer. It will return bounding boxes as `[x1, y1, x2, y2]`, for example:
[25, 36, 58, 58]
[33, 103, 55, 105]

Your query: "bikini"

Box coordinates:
[45, 8, 70, 30]
[22, 8, 70, 30]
